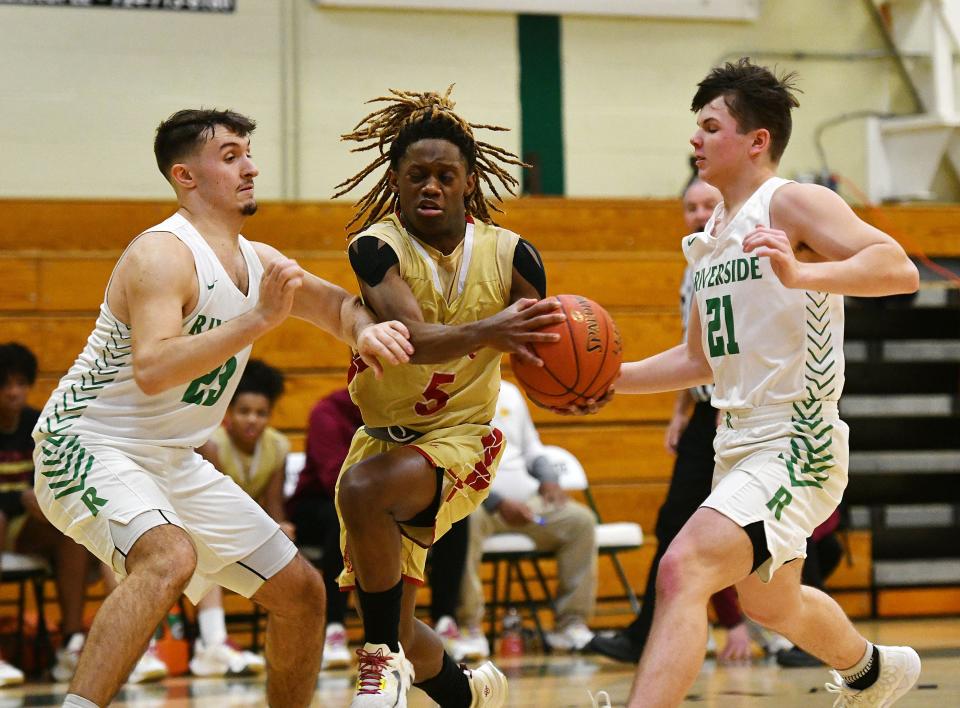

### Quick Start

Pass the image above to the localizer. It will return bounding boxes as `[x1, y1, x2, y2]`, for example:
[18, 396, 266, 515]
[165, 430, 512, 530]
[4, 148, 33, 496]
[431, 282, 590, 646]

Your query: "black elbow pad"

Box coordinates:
[513, 237, 547, 298]
[349, 237, 399, 287]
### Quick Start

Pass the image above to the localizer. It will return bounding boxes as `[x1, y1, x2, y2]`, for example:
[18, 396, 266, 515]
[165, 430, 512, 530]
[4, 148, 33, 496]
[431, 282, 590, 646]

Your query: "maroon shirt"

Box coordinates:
[287, 389, 363, 511]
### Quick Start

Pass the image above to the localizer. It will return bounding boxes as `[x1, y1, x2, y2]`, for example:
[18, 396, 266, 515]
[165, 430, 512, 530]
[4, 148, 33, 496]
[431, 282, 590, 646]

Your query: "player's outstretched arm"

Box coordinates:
[352, 239, 564, 366]
[122, 234, 302, 395]
[617, 303, 713, 395]
[252, 242, 413, 378]
[743, 183, 919, 297]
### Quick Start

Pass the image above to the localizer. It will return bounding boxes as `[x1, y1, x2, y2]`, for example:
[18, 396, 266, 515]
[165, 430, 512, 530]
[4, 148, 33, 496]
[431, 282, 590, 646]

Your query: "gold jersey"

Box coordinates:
[348, 214, 518, 431]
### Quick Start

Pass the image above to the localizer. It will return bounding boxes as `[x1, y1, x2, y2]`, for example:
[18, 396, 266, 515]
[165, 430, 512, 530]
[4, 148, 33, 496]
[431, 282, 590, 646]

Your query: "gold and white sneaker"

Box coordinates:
[349, 643, 414, 707]
[466, 660, 508, 708]
[825, 645, 921, 707]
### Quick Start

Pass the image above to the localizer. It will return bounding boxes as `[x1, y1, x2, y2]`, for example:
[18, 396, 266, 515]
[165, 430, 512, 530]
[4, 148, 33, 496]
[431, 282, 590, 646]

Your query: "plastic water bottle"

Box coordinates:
[499, 607, 524, 657]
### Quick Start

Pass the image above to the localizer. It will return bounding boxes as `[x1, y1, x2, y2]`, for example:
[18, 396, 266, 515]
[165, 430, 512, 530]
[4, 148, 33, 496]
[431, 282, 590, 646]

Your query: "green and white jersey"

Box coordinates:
[682, 177, 844, 410]
[34, 213, 263, 448]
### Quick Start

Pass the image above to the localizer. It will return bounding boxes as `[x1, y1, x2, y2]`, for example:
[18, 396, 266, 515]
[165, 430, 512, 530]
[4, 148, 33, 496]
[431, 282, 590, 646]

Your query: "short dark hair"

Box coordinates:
[0, 343, 37, 386]
[691, 58, 801, 163]
[154, 108, 256, 179]
[233, 359, 285, 406]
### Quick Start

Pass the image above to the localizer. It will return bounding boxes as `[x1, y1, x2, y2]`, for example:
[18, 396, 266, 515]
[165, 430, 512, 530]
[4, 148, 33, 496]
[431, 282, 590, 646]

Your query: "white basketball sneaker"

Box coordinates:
[824, 645, 921, 707]
[52, 632, 85, 682]
[465, 660, 508, 707]
[349, 643, 414, 707]
[322, 622, 352, 670]
[127, 643, 168, 684]
[189, 638, 266, 676]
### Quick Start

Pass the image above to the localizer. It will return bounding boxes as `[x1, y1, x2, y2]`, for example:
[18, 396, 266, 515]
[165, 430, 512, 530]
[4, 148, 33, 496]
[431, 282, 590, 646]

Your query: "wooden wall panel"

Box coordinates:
[0, 316, 92, 373]
[878, 587, 960, 617]
[545, 253, 684, 309]
[251, 319, 351, 370]
[38, 259, 112, 311]
[825, 530, 872, 590]
[539, 424, 674, 483]
[0, 258, 39, 310]
[580, 483, 668, 532]
[2, 198, 958, 255]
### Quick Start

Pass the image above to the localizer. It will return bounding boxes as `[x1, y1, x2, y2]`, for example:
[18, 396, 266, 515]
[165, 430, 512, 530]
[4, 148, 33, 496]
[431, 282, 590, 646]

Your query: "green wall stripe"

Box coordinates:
[518, 14, 565, 196]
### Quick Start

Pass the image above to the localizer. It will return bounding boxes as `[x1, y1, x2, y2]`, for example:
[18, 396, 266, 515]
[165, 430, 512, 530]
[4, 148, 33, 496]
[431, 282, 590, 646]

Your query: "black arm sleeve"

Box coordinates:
[513, 237, 547, 298]
[348, 236, 400, 287]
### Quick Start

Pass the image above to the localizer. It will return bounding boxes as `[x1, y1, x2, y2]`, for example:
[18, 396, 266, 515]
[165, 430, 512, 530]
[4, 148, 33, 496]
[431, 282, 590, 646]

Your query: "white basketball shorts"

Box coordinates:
[33, 432, 297, 602]
[703, 400, 848, 582]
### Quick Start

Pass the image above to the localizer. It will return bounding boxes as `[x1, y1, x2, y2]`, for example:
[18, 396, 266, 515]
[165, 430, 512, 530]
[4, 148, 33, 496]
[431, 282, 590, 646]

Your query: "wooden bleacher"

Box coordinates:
[1, 197, 958, 642]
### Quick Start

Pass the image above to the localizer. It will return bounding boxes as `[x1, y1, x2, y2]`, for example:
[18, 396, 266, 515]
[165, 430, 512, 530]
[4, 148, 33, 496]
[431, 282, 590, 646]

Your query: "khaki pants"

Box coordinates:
[458, 495, 598, 629]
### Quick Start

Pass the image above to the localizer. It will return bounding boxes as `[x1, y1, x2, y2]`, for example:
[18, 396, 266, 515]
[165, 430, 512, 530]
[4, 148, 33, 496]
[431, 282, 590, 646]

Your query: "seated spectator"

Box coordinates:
[0, 342, 92, 685]
[286, 388, 361, 670]
[455, 380, 599, 652]
[192, 359, 292, 676]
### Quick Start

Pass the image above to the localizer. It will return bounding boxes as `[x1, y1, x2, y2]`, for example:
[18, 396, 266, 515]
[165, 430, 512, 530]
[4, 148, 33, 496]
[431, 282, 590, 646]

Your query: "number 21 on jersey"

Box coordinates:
[705, 295, 740, 357]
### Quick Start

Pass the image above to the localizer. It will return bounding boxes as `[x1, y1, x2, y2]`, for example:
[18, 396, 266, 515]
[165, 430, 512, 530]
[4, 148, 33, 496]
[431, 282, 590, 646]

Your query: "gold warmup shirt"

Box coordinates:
[208, 425, 289, 500]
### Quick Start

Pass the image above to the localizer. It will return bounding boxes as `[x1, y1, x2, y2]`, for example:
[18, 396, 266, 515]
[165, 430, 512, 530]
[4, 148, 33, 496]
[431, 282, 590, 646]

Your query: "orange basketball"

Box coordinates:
[510, 294, 622, 409]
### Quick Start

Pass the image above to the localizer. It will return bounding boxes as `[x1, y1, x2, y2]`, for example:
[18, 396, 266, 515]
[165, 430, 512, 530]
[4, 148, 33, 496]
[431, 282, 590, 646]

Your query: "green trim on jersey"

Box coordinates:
[767, 291, 838, 519]
[39, 322, 131, 436]
[37, 434, 108, 516]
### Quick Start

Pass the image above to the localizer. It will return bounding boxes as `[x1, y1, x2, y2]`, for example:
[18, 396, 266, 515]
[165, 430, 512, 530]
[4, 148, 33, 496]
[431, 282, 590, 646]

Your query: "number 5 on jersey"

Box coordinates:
[705, 295, 740, 357]
[415, 372, 456, 416]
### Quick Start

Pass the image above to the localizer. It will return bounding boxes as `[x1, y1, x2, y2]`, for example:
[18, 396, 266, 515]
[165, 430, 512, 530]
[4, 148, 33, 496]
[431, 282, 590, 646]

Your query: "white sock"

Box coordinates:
[198, 606, 228, 646]
[63, 695, 99, 708]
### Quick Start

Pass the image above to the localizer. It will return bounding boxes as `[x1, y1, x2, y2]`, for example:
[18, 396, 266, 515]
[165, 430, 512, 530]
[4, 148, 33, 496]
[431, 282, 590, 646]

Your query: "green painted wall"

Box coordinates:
[518, 14, 565, 195]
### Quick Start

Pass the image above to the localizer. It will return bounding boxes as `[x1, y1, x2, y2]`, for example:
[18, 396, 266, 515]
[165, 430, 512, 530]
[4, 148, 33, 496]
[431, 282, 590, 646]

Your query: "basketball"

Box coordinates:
[510, 294, 622, 409]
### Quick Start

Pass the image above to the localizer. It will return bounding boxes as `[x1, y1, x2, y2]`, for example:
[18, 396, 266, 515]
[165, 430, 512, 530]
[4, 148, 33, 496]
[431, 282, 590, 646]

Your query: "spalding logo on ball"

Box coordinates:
[510, 294, 622, 408]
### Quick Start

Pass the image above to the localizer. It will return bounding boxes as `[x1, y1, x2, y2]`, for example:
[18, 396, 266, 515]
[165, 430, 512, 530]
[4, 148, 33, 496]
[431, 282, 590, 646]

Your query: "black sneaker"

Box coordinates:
[586, 632, 643, 663]
[776, 646, 824, 668]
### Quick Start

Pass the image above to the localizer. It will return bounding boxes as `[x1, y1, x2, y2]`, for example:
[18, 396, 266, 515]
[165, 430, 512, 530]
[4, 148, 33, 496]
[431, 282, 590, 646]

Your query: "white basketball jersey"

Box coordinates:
[682, 177, 845, 410]
[34, 213, 263, 448]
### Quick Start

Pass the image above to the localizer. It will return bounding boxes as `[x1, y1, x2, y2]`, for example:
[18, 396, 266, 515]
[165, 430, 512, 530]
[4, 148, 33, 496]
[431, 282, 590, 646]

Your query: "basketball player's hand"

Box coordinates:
[20, 489, 46, 522]
[549, 385, 615, 416]
[356, 320, 414, 379]
[256, 257, 304, 328]
[742, 226, 804, 288]
[539, 482, 567, 507]
[279, 521, 296, 541]
[490, 298, 564, 367]
[665, 412, 689, 454]
[498, 499, 536, 526]
[717, 622, 752, 663]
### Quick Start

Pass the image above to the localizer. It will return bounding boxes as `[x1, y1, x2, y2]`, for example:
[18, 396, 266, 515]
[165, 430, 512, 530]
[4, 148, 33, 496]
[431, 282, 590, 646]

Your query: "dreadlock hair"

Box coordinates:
[691, 58, 801, 163]
[333, 86, 527, 234]
[232, 359, 285, 408]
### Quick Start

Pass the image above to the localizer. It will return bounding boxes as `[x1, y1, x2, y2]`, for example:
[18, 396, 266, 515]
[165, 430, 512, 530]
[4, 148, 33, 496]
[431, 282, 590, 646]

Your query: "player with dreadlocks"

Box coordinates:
[332, 87, 567, 708]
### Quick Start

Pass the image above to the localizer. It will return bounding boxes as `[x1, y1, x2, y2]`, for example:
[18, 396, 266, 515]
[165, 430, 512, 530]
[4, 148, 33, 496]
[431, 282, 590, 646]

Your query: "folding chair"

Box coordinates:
[481, 445, 643, 649]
